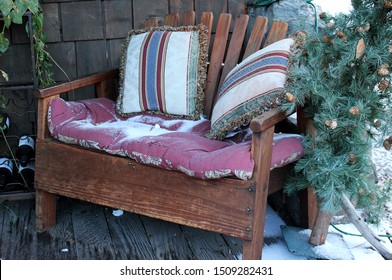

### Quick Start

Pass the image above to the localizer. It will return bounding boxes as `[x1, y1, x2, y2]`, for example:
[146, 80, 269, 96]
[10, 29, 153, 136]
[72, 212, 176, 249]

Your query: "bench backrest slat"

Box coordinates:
[143, 17, 159, 28]
[182, 10, 196, 26]
[203, 13, 232, 118]
[263, 20, 288, 47]
[218, 14, 249, 91]
[200, 12, 214, 50]
[164, 12, 180, 27]
[143, 11, 288, 119]
[243, 16, 268, 60]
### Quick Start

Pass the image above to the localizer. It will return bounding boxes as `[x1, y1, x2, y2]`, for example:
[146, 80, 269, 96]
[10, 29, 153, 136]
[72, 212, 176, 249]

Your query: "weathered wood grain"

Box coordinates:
[104, 209, 157, 260]
[35, 140, 254, 241]
[71, 200, 118, 259]
[180, 225, 236, 260]
[36, 197, 78, 260]
[140, 215, 192, 260]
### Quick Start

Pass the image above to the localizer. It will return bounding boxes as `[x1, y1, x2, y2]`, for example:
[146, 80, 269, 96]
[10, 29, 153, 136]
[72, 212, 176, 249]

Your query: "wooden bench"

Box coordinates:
[34, 11, 314, 260]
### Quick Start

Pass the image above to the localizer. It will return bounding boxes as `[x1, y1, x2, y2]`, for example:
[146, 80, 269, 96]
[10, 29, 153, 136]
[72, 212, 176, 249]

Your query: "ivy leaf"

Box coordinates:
[3, 14, 12, 28]
[0, 0, 13, 16]
[27, 0, 40, 14]
[10, 0, 28, 24]
[0, 33, 10, 53]
[10, 9, 24, 25]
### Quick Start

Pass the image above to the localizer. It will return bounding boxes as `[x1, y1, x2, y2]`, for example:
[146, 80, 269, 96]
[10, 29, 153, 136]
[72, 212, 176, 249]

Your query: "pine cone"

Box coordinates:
[383, 139, 391, 151]
[389, 45, 392, 53]
[357, 26, 364, 33]
[384, 1, 392, 8]
[285, 92, 296, 102]
[348, 152, 357, 164]
[349, 106, 360, 115]
[336, 31, 347, 41]
[378, 64, 390, 76]
[379, 80, 390, 91]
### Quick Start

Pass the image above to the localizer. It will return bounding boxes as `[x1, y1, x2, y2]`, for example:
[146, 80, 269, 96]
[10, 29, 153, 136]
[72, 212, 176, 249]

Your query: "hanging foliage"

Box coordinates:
[0, 0, 54, 90]
[284, 0, 392, 222]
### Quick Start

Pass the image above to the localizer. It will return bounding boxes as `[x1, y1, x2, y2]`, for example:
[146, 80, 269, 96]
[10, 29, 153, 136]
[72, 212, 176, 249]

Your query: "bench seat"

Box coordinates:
[48, 97, 304, 180]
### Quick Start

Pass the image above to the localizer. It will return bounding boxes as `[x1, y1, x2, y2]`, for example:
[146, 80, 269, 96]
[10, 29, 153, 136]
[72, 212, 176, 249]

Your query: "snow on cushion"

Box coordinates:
[207, 38, 294, 140]
[48, 98, 304, 180]
[116, 24, 208, 120]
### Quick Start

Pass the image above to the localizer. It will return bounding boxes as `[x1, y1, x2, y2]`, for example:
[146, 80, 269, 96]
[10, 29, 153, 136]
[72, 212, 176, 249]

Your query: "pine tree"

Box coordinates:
[284, 0, 392, 222]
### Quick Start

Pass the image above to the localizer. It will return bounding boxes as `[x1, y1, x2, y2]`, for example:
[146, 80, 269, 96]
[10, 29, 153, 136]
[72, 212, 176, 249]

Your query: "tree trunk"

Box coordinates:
[341, 194, 392, 260]
[309, 207, 333, 245]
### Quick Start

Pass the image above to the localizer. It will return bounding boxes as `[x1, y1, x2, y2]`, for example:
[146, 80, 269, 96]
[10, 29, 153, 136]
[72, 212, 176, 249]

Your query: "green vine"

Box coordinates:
[0, 0, 54, 91]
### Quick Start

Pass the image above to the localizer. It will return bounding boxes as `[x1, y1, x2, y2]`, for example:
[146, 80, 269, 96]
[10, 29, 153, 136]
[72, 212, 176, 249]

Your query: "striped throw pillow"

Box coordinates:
[117, 24, 208, 120]
[206, 38, 294, 140]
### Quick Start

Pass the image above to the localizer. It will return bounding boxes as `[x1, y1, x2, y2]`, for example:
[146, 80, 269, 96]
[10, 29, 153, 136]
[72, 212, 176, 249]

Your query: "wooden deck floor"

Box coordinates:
[1, 195, 250, 260]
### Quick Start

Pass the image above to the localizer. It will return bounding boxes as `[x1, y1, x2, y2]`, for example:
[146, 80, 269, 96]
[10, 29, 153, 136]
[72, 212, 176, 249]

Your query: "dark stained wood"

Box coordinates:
[243, 16, 268, 60]
[263, 20, 289, 47]
[204, 13, 231, 118]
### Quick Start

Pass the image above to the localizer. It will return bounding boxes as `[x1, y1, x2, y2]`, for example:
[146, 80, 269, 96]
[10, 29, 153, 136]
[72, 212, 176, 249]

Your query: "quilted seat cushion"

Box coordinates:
[48, 98, 304, 180]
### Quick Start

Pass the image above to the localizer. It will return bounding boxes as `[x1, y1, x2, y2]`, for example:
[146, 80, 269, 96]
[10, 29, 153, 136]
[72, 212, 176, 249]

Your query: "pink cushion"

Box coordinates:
[48, 98, 304, 180]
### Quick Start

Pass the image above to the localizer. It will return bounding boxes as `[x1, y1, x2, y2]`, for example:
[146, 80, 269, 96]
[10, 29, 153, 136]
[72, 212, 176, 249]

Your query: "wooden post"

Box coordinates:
[309, 207, 333, 245]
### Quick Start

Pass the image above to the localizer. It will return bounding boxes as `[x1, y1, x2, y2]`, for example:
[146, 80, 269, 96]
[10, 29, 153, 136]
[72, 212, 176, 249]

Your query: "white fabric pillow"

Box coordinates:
[116, 24, 208, 120]
[207, 38, 294, 140]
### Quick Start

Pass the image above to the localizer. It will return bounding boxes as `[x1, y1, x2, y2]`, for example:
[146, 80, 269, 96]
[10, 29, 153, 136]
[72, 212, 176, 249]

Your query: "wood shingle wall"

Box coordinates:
[37, 0, 246, 83]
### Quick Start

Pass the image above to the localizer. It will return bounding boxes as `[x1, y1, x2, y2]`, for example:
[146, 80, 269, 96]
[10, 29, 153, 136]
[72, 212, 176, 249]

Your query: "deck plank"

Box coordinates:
[104, 208, 157, 260]
[71, 200, 119, 259]
[140, 215, 194, 260]
[0, 199, 37, 259]
[0, 198, 253, 260]
[36, 197, 78, 259]
[180, 225, 236, 260]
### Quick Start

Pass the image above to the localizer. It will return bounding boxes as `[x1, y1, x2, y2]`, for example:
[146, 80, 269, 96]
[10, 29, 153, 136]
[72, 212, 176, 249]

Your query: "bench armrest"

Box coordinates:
[250, 107, 288, 133]
[35, 69, 119, 99]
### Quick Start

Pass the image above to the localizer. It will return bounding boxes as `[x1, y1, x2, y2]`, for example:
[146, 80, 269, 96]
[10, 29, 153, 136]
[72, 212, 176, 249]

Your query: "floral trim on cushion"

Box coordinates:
[206, 38, 294, 140]
[117, 24, 209, 120]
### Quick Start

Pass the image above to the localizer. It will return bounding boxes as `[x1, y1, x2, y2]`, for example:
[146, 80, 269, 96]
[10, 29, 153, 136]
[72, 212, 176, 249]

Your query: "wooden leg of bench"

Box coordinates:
[242, 214, 266, 260]
[242, 127, 274, 260]
[36, 190, 57, 232]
